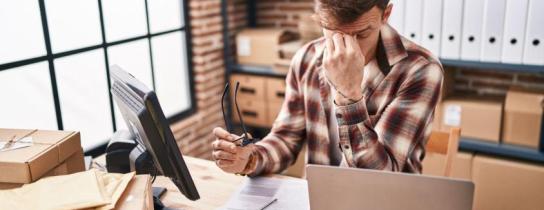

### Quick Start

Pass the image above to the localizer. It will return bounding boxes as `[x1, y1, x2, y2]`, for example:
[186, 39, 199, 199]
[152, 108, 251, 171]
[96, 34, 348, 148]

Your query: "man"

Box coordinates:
[212, 0, 443, 176]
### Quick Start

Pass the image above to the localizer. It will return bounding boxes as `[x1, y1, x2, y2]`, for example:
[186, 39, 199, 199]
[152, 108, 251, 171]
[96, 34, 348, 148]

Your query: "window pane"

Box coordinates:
[0, 1, 46, 64]
[46, 0, 102, 53]
[102, 0, 147, 42]
[107, 39, 153, 130]
[54, 50, 113, 151]
[0, 62, 57, 130]
[147, 0, 183, 33]
[151, 31, 191, 117]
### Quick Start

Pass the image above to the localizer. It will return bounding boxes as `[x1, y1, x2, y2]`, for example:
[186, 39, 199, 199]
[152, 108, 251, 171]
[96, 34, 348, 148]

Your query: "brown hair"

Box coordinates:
[314, 0, 390, 27]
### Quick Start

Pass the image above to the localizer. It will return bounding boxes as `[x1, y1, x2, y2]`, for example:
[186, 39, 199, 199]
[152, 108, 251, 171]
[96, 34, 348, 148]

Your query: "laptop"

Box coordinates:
[306, 165, 474, 210]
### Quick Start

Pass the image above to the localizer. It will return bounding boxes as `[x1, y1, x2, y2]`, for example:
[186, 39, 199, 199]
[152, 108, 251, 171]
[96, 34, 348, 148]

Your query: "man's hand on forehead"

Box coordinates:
[322, 29, 366, 104]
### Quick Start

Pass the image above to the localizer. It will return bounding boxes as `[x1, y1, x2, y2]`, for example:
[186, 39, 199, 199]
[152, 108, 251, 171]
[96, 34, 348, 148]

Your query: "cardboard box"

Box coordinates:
[42, 148, 85, 177]
[267, 102, 283, 126]
[0, 129, 81, 183]
[0, 182, 22, 190]
[232, 98, 268, 127]
[441, 97, 503, 142]
[0, 148, 84, 190]
[502, 88, 544, 148]
[272, 58, 291, 74]
[432, 103, 442, 131]
[422, 152, 473, 180]
[266, 78, 286, 103]
[236, 28, 297, 66]
[472, 155, 544, 210]
[230, 74, 266, 101]
[115, 175, 153, 210]
[278, 40, 303, 60]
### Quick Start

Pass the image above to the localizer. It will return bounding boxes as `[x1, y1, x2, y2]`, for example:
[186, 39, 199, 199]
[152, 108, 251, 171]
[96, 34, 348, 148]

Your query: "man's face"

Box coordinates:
[319, 5, 392, 63]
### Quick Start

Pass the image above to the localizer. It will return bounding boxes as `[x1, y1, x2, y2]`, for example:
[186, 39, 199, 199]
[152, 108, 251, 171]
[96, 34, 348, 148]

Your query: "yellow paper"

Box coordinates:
[0, 169, 135, 210]
[93, 171, 135, 210]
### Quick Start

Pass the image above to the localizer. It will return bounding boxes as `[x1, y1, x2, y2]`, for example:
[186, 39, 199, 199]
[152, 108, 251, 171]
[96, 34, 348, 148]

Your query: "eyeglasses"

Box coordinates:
[221, 82, 260, 147]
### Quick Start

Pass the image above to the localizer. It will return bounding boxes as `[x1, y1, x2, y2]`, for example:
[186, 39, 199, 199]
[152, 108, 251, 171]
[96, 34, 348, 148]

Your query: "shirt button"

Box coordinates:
[343, 145, 350, 150]
[336, 113, 342, 118]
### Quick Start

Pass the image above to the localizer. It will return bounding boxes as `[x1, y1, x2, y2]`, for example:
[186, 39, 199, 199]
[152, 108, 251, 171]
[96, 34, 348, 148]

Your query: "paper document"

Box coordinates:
[220, 177, 309, 210]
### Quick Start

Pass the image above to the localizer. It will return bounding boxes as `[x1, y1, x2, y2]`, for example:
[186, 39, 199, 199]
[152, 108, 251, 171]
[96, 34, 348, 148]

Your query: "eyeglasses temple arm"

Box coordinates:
[221, 83, 233, 132]
[234, 82, 250, 138]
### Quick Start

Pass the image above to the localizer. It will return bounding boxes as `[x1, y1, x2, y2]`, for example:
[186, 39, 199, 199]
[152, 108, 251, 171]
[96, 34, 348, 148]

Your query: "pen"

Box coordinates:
[260, 198, 278, 210]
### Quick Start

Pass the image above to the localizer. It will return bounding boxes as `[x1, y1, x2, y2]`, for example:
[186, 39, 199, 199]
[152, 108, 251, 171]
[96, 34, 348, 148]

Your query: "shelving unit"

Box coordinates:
[460, 138, 544, 163]
[229, 63, 285, 78]
[440, 59, 544, 74]
[220, 0, 544, 164]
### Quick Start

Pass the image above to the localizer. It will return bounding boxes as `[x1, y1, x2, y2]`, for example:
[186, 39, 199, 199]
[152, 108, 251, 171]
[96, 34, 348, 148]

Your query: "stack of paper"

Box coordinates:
[220, 177, 310, 210]
[0, 169, 134, 210]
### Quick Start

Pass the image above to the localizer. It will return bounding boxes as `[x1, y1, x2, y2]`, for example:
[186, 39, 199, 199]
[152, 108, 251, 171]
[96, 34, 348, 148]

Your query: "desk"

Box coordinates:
[95, 155, 296, 209]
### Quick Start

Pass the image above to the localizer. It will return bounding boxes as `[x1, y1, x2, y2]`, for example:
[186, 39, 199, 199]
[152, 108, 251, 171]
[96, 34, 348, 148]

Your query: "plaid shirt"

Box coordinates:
[247, 24, 443, 175]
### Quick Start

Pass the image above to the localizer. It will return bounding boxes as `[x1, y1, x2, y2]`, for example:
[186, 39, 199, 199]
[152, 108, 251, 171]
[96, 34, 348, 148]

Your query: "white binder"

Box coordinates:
[440, 0, 464, 60]
[522, 0, 544, 65]
[501, 0, 529, 64]
[460, 0, 485, 61]
[480, 0, 507, 62]
[388, 0, 406, 35]
[403, 0, 423, 44]
[421, 0, 443, 56]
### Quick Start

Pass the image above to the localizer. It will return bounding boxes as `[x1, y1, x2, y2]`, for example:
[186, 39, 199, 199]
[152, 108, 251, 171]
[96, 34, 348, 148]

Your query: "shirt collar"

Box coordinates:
[378, 24, 408, 67]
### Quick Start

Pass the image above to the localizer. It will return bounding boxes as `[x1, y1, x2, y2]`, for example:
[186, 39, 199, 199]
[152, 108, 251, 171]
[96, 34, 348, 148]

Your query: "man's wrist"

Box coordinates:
[239, 151, 257, 175]
[334, 90, 364, 105]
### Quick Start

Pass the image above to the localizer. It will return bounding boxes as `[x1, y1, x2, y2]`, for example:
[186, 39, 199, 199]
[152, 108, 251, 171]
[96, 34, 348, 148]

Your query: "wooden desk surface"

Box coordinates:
[156, 156, 245, 209]
[95, 155, 294, 209]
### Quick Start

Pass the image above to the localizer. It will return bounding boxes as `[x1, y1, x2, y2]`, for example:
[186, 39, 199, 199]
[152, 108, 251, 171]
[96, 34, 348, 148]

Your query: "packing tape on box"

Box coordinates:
[0, 130, 37, 152]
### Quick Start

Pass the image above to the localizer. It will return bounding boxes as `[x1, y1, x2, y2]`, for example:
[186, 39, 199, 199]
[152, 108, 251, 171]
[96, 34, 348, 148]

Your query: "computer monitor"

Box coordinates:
[110, 65, 200, 201]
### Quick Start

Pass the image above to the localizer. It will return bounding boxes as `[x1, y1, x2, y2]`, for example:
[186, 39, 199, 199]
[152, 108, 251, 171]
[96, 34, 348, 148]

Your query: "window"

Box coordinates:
[0, 0, 195, 152]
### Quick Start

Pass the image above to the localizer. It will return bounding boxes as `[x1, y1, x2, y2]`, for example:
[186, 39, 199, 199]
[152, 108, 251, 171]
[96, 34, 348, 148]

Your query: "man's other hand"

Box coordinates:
[211, 127, 256, 174]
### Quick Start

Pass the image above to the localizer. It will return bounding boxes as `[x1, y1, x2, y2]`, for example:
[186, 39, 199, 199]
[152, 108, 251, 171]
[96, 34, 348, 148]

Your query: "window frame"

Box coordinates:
[0, 0, 196, 156]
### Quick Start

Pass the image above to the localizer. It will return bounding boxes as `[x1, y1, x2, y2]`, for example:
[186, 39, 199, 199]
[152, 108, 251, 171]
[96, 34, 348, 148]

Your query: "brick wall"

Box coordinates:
[453, 67, 544, 96]
[258, 0, 314, 30]
[170, 0, 246, 160]
[174, 0, 544, 160]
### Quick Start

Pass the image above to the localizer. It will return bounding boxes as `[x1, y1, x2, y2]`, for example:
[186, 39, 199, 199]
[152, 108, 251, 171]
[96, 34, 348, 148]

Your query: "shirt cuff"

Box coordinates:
[334, 98, 370, 126]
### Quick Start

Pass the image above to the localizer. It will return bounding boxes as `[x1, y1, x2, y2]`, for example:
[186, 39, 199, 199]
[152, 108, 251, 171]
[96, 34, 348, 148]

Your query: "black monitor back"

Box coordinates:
[110, 65, 199, 201]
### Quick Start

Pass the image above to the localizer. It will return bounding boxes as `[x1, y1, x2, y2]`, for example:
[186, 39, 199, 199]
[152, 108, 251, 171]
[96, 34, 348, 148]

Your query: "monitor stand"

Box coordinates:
[108, 130, 174, 209]
[153, 187, 167, 209]
[128, 142, 171, 209]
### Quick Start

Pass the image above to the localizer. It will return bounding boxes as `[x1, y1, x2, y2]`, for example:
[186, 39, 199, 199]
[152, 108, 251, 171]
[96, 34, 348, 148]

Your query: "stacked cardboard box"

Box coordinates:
[0, 129, 84, 189]
[502, 88, 544, 149]
[230, 74, 287, 128]
[436, 96, 503, 142]
[266, 78, 287, 125]
[236, 28, 297, 67]
[472, 155, 544, 210]
[274, 40, 304, 74]
[230, 74, 268, 127]
[422, 152, 473, 180]
[433, 87, 544, 147]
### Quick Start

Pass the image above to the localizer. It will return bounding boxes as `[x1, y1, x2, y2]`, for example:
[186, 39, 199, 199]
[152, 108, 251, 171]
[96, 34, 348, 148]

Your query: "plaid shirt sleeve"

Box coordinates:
[334, 61, 443, 171]
[246, 43, 311, 176]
